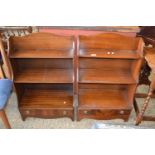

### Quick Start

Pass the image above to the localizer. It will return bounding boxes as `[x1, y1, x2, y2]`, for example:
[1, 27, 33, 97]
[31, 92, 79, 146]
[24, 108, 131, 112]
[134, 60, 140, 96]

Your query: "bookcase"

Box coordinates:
[77, 33, 144, 121]
[8, 33, 75, 120]
[4, 32, 144, 122]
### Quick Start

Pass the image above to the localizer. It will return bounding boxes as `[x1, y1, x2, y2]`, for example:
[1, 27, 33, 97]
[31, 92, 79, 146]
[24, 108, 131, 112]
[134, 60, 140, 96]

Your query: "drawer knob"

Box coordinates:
[26, 110, 30, 114]
[83, 110, 88, 115]
[107, 52, 111, 55]
[91, 53, 96, 57]
[63, 111, 67, 116]
[120, 110, 124, 114]
[111, 52, 115, 55]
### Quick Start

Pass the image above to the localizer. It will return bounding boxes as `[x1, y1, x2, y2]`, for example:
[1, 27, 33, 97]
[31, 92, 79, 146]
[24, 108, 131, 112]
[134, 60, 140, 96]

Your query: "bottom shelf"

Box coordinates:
[16, 84, 73, 120]
[20, 89, 73, 109]
[79, 89, 131, 109]
[15, 83, 134, 121]
[78, 88, 132, 121]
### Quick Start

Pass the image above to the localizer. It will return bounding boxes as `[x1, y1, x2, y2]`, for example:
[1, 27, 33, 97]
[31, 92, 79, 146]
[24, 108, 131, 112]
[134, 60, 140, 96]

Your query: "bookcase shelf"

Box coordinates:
[78, 88, 131, 109]
[77, 84, 135, 121]
[16, 83, 73, 120]
[79, 69, 136, 84]
[14, 68, 73, 83]
[20, 88, 73, 109]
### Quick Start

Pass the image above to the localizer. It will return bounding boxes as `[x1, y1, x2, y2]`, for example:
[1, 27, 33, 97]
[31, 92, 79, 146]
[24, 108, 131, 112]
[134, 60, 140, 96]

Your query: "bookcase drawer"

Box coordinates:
[78, 109, 131, 121]
[16, 83, 74, 120]
[20, 109, 73, 120]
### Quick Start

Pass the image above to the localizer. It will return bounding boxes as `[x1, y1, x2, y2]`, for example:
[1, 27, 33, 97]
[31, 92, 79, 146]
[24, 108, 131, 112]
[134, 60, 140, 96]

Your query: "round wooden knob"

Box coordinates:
[120, 110, 124, 114]
[83, 110, 88, 114]
[63, 111, 67, 116]
[26, 110, 30, 114]
[91, 53, 96, 57]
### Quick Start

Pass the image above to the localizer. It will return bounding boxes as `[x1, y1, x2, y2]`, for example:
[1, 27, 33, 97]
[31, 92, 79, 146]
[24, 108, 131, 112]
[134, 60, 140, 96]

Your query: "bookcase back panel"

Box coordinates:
[11, 59, 73, 84]
[79, 33, 140, 50]
[79, 58, 134, 69]
[78, 85, 133, 114]
[78, 88, 129, 108]
[20, 83, 73, 90]
[78, 83, 135, 103]
[10, 33, 74, 50]
[79, 49, 140, 59]
[12, 59, 73, 70]
[9, 49, 74, 58]
[79, 83, 128, 90]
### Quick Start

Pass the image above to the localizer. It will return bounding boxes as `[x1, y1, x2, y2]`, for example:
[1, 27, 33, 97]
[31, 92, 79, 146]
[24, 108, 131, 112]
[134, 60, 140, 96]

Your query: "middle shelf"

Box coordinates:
[78, 58, 139, 84]
[79, 69, 135, 84]
[11, 58, 74, 83]
[14, 68, 73, 83]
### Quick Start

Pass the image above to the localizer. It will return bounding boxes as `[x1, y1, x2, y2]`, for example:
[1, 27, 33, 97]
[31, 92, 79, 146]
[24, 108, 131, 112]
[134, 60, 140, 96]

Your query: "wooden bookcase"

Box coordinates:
[77, 33, 144, 121]
[8, 33, 75, 120]
[4, 32, 144, 122]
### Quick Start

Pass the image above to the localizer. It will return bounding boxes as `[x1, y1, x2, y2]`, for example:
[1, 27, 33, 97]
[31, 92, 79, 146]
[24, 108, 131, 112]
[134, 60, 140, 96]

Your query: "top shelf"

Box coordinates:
[9, 50, 73, 58]
[79, 33, 144, 58]
[9, 32, 74, 59]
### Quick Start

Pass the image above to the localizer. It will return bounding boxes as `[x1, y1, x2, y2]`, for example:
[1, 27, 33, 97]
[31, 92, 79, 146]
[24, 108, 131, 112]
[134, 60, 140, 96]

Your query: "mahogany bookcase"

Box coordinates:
[1, 32, 144, 121]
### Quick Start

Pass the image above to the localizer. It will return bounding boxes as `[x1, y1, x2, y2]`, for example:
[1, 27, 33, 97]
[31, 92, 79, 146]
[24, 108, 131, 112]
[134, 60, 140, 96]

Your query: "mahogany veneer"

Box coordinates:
[16, 84, 73, 120]
[77, 33, 144, 121]
[6, 32, 144, 122]
[8, 33, 75, 120]
[79, 88, 131, 109]
[11, 58, 73, 83]
[79, 69, 135, 84]
[14, 68, 73, 83]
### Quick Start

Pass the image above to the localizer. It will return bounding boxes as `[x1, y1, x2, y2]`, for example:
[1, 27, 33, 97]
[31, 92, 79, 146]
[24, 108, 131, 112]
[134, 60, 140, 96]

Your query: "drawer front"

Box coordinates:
[20, 109, 73, 119]
[78, 109, 131, 121]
